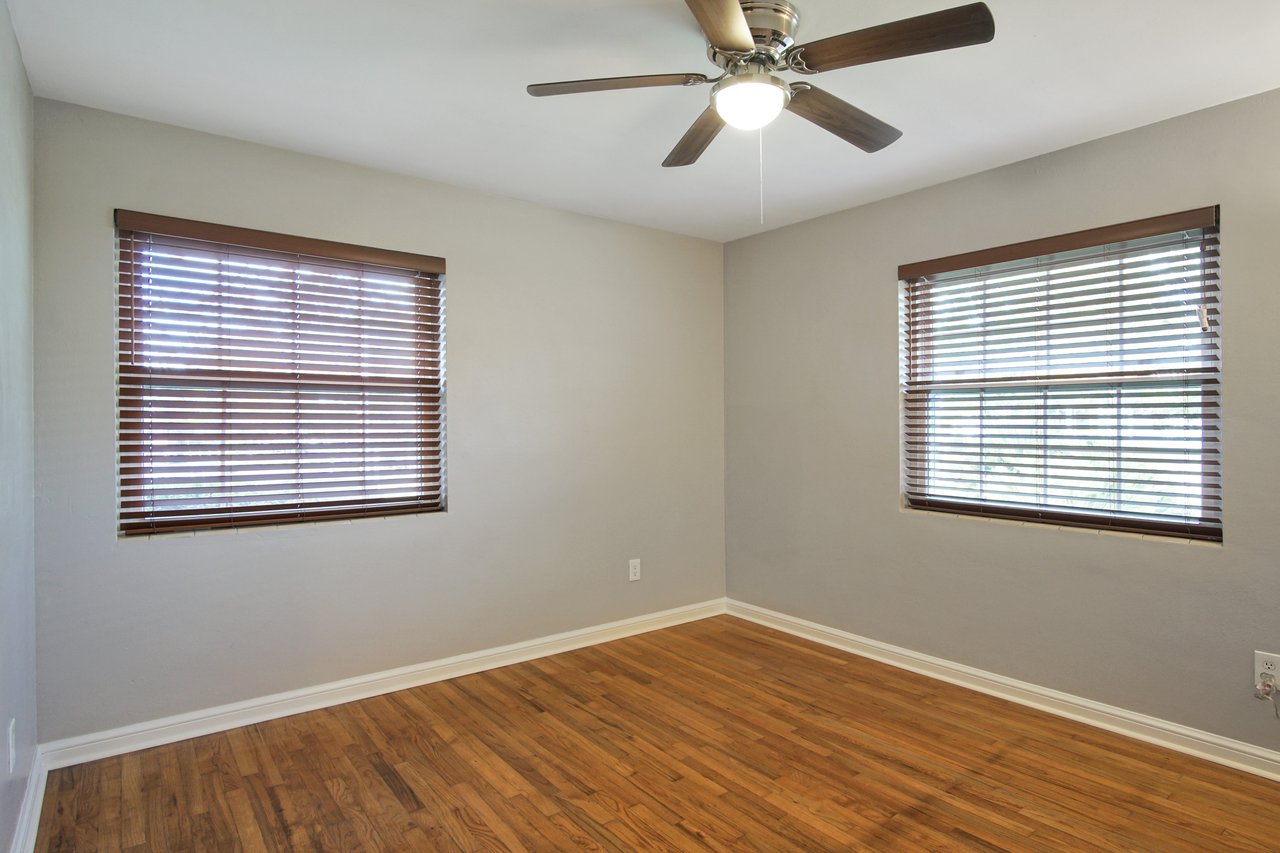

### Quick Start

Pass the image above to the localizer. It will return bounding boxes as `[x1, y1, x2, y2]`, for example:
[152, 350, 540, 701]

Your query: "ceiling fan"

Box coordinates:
[527, 0, 994, 167]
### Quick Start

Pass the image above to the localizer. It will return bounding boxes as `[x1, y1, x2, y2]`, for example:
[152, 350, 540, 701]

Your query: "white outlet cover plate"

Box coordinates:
[1255, 650, 1280, 678]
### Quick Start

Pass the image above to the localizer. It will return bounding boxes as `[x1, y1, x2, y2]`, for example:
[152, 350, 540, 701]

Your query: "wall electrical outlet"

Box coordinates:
[7, 718, 14, 774]
[628, 559, 641, 582]
[1257, 651, 1280, 679]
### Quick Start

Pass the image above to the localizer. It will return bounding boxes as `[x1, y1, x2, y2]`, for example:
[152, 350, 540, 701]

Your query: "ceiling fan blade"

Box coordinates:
[663, 107, 726, 167]
[527, 73, 709, 97]
[789, 2, 994, 73]
[684, 0, 755, 52]
[786, 86, 902, 153]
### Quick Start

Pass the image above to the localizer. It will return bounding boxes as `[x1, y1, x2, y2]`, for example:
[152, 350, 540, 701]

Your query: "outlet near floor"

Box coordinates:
[1257, 651, 1280, 680]
[628, 559, 641, 582]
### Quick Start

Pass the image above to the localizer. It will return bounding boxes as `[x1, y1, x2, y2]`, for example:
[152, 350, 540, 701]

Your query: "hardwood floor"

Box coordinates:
[35, 616, 1280, 851]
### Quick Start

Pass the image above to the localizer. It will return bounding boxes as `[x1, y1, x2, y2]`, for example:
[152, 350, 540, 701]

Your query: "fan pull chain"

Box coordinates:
[758, 128, 765, 226]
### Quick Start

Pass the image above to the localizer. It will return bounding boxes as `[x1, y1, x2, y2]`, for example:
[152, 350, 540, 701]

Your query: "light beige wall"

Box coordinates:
[725, 88, 1280, 748]
[34, 100, 725, 740]
[0, 0, 37, 844]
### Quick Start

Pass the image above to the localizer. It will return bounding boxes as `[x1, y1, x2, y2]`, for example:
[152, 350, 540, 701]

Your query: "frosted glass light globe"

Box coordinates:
[712, 74, 790, 130]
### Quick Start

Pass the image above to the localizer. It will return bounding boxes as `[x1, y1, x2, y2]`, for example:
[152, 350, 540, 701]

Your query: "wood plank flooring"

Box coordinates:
[35, 616, 1280, 851]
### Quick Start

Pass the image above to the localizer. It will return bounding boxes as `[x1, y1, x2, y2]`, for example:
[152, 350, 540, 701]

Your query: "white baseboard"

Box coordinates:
[727, 598, 1280, 783]
[40, 598, 727, 771]
[9, 748, 47, 853]
[26, 594, 1280, 848]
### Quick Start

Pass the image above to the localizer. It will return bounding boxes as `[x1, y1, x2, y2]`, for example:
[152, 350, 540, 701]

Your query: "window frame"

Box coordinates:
[115, 209, 447, 535]
[897, 207, 1221, 541]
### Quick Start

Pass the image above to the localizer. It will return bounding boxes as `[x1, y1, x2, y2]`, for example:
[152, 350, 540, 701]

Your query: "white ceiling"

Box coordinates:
[10, 0, 1280, 242]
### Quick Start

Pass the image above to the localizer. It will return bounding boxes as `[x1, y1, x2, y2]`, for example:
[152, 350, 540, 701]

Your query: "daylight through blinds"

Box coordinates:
[900, 208, 1221, 540]
[116, 211, 446, 534]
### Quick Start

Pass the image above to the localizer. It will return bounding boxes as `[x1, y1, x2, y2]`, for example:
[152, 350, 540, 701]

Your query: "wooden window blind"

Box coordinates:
[899, 207, 1221, 541]
[115, 210, 446, 534]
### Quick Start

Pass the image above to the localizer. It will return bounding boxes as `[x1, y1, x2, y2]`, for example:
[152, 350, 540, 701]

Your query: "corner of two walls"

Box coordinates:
[0, 0, 39, 847]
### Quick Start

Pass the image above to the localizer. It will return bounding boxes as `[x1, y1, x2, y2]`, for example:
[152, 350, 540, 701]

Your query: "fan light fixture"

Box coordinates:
[712, 73, 791, 130]
[526, 1, 996, 167]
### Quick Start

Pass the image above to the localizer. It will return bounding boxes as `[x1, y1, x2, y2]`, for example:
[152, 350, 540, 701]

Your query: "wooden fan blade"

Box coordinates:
[786, 86, 902, 153]
[684, 0, 755, 52]
[663, 107, 726, 167]
[790, 3, 994, 73]
[527, 73, 709, 97]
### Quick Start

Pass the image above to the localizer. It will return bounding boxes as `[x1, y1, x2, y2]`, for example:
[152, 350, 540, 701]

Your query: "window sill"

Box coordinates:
[118, 508, 446, 540]
[899, 504, 1222, 548]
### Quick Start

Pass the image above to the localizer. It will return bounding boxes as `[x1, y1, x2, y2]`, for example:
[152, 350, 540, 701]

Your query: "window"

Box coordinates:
[899, 207, 1221, 541]
[116, 210, 446, 534]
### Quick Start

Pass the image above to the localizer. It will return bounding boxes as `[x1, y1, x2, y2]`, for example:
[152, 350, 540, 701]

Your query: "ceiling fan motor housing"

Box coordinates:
[709, 0, 800, 68]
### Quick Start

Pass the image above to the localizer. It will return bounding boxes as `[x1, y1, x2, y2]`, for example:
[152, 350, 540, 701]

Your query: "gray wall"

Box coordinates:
[725, 89, 1280, 749]
[34, 101, 725, 741]
[28, 65, 1280, 760]
[0, 0, 37, 845]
